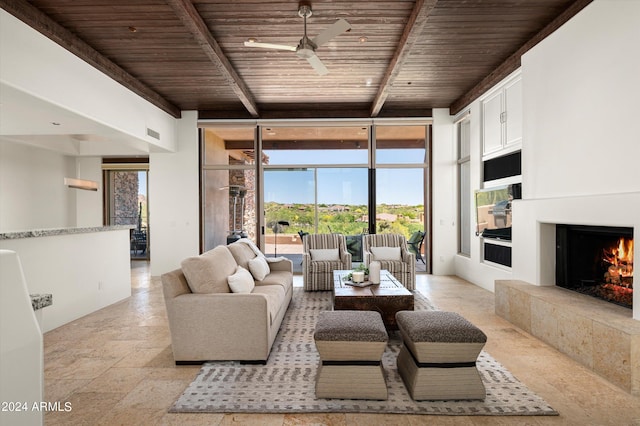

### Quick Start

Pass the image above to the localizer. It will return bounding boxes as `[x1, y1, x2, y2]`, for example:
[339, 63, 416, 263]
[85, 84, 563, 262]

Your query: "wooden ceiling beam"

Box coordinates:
[449, 0, 593, 115]
[369, 0, 438, 118]
[0, 0, 181, 118]
[166, 0, 259, 118]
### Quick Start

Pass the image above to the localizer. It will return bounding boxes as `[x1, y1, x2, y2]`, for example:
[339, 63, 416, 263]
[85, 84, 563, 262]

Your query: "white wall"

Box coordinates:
[431, 109, 457, 275]
[74, 157, 104, 227]
[0, 142, 76, 231]
[149, 111, 200, 276]
[521, 0, 640, 199]
[0, 230, 132, 332]
[0, 10, 177, 152]
[0, 142, 104, 231]
[0, 250, 43, 426]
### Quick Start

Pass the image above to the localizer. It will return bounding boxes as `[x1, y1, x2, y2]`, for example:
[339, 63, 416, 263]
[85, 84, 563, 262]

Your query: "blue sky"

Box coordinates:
[263, 148, 425, 205]
[138, 171, 147, 197]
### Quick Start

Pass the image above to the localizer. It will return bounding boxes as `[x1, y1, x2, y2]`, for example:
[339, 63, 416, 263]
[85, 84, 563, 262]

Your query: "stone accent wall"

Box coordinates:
[228, 159, 256, 240]
[113, 171, 139, 226]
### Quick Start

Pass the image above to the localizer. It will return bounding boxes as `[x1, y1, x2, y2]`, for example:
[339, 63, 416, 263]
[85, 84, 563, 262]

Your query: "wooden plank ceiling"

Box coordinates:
[2, 0, 591, 119]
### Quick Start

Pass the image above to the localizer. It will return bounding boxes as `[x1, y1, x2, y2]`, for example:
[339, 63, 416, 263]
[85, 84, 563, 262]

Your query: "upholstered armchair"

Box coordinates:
[363, 233, 416, 290]
[303, 234, 352, 291]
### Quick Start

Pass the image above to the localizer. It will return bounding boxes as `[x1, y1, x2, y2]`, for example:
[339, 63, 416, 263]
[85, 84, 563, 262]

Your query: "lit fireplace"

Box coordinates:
[595, 237, 634, 307]
[556, 225, 634, 309]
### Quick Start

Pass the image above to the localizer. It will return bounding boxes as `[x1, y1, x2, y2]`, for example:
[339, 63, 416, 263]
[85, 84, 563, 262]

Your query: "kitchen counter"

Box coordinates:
[0, 225, 132, 240]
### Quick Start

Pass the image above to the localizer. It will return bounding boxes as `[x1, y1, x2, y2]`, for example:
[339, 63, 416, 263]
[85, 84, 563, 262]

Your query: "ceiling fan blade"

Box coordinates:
[243, 41, 297, 52]
[312, 19, 351, 47]
[306, 54, 329, 76]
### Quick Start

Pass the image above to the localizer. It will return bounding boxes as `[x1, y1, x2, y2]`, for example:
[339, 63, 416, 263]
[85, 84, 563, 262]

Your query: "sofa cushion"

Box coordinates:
[251, 285, 286, 325]
[180, 245, 236, 294]
[227, 240, 259, 269]
[248, 256, 270, 281]
[310, 248, 340, 261]
[228, 266, 255, 293]
[256, 270, 293, 293]
[370, 246, 401, 261]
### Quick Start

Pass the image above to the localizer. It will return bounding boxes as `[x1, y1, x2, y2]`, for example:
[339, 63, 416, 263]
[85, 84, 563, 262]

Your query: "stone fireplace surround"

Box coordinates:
[495, 191, 640, 395]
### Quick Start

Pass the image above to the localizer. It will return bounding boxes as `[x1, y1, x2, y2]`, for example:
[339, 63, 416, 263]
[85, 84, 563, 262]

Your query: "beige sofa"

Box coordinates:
[161, 241, 293, 364]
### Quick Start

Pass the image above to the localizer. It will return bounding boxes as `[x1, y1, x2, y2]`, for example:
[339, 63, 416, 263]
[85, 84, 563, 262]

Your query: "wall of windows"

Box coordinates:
[200, 119, 431, 271]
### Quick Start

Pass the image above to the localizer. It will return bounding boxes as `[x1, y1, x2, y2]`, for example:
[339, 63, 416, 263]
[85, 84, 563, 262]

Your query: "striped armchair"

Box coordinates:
[363, 234, 416, 290]
[303, 234, 352, 291]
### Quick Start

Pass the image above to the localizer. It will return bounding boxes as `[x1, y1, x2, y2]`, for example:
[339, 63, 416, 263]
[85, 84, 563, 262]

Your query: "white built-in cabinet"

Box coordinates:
[481, 72, 522, 159]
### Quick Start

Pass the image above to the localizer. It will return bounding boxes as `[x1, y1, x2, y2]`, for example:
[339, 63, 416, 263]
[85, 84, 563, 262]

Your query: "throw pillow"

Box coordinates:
[310, 248, 340, 261]
[370, 246, 401, 261]
[248, 256, 270, 281]
[181, 246, 234, 294]
[227, 266, 255, 294]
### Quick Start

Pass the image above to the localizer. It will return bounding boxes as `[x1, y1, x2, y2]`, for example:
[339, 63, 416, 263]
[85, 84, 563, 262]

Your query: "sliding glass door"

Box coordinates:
[263, 167, 368, 256]
[261, 125, 369, 258]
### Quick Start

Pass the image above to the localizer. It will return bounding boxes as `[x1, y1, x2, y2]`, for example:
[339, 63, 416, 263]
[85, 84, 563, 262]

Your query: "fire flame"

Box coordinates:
[603, 237, 634, 278]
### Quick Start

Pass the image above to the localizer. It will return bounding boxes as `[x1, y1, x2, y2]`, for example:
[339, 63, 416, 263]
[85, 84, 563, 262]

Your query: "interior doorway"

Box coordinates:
[102, 159, 150, 260]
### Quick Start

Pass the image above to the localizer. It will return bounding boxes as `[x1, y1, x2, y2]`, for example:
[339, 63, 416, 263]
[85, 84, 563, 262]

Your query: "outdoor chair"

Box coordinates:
[362, 233, 416, 290]
[131, 229, 147, 255]
[407, 231, 425, 264]
[303, 233, 351, 291]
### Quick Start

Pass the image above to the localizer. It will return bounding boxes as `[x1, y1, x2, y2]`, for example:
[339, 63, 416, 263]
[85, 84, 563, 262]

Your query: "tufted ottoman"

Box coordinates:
[396, 310, 487, 400]
[313, 310, 389, 399]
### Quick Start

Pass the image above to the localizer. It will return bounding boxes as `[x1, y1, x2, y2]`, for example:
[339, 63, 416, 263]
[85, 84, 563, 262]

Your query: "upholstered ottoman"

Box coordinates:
[396, 311, 487, 400]
[313, 310, 389, 399]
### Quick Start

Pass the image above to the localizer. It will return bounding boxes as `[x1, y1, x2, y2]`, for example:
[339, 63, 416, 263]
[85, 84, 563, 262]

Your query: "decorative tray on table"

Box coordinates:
[343, 280, 374, 287]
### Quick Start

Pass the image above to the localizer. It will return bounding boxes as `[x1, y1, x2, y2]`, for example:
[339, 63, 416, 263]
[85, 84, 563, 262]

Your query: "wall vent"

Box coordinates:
[146, 127, 160, 140]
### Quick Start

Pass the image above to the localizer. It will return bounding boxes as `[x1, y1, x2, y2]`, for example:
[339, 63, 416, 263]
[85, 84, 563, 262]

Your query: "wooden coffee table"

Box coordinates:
[332, 269, 414, 330]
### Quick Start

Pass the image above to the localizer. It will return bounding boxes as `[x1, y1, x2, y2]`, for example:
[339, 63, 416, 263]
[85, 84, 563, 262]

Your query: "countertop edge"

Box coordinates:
[0, 225, 134, 240]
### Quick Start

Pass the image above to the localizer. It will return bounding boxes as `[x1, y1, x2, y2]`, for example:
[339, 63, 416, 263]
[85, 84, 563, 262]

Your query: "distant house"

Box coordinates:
[376, 213, 397, 222]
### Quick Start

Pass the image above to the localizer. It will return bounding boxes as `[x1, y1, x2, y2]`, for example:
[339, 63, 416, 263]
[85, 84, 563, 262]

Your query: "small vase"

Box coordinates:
[369, 261, 381, 284]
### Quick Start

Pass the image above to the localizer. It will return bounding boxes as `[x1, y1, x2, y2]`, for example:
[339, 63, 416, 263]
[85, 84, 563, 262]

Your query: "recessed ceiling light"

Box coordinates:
[359, 36, 368, 43]
[247, 37, 258, 43]
[128, 26, 137, 33]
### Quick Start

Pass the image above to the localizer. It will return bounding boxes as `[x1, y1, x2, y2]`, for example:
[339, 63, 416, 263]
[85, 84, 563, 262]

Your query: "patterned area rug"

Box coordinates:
[170, 288, 558, 416]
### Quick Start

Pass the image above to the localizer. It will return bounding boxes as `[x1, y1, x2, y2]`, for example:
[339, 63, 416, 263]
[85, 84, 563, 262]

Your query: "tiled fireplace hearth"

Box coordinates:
[496, 192, 640, 395]
[495, 280, 640, 395]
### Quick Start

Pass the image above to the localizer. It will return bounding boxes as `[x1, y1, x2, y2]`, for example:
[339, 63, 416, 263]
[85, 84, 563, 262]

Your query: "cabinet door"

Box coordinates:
[481, 90, 503, 156]
[504, 78, 522, 147]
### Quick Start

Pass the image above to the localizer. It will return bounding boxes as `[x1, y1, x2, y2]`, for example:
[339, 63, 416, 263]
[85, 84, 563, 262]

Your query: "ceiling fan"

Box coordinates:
[243, 1, 351, 76]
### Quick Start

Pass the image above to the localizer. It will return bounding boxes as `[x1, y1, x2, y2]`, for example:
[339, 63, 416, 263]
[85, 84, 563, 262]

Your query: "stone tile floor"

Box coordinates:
[43, 261, 640, 425]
